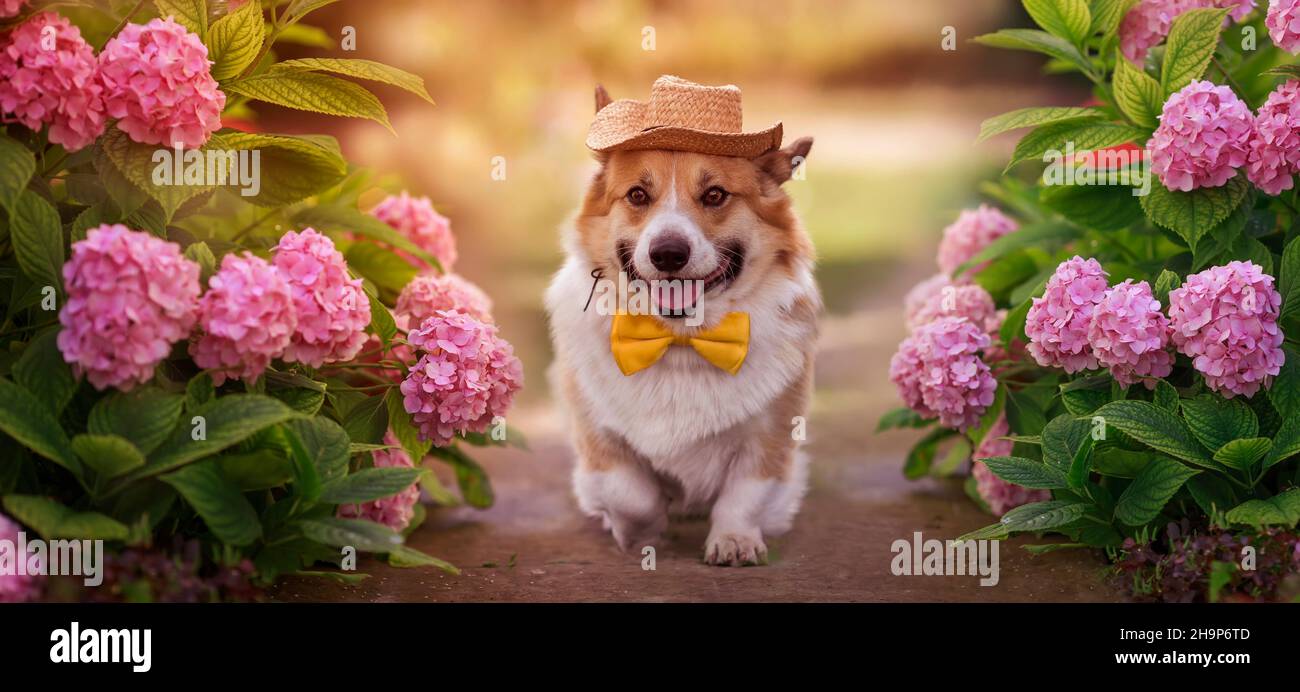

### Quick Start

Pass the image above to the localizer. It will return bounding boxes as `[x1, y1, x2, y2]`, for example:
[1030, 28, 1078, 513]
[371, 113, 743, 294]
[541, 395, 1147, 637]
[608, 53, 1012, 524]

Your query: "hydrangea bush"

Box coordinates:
[0, 1, 522, 601]
[880, 0, 1300, 600]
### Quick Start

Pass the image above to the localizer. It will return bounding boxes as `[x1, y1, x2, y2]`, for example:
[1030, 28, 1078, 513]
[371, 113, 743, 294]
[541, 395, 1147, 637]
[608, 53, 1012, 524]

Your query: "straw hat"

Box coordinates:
[587, 75, 783, 158]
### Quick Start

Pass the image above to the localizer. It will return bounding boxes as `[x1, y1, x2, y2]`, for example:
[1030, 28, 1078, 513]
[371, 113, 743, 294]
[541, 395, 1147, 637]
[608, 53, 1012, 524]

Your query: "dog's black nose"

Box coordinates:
[649, 235, 690, 273]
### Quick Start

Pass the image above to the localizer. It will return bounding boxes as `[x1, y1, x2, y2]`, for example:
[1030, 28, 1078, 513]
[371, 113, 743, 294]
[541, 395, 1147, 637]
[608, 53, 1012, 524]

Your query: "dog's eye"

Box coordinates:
[701, 186, 729, 207]
[626, 186, 650, 206]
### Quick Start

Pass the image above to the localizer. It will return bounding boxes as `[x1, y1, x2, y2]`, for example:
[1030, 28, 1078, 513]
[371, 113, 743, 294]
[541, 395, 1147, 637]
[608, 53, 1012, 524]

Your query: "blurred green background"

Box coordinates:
[258, 0, 1083, 429]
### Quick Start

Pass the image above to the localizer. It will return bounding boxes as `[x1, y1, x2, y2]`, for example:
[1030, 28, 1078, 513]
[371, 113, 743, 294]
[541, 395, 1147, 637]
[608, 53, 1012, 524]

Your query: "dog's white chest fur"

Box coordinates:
[546, 256, 813, 463]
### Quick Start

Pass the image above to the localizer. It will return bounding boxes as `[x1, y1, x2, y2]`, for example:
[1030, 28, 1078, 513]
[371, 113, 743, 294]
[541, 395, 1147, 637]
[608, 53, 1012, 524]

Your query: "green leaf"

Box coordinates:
[275, 58, 434, 104]
[430, 445, 495, 509]
[1091, 446, 1150, 478]
[1113, 55, 1163, 128]
[0, 131, 36, 212]
[1039, 183, 1144, 232]
[184, 241, 217, 285]
[1280, 236, 1300, 319]
[1266, 410, 1300, 469]
[270, 387, 325, 416]
[217, 449, 294, 491]
[1213, 437, 1272, 469]
[2, 495, 128, 540]
[281, 416, 351, 484]
[1224, 489, 1300, 528]
[1153, 269, 1181, 306]
[297, 517, 403, 553]
[1007, 120, 1146, 172]
[275, 23, 334, 48]
[136, 394, 298, 478]
[973, 29, 1097, 79]
[0, 378, 79, 475]
[1091, 400, 1215, 467]
[185, 372, 214, 412]
[10, 190, 64, 292]
[979, 456, 1069, 489]
[206, 0, 263, 82]
[1042, 413, 1093, 473]
[346, 242, 417, 296]
[902, 427, 953, 479]
[14, 329, 75, 416]
[72, 434, 145, 478]
[208, 132, 347, 207]
[1140, 175, 1250, 251]
[291, 203, 438, 267]
[341, 394, 388, 446]
[1153, 379, 1179, 411]
[976, 106, 1102, 142]
[88, 387, 184, 456]
[385, 387, 430, 462]
[1067, 434, 1095, 489]
[1270, 345, 1300, 419]
[1179, 395, 1258, 453]
[100, 128, 211, 221]
[956, 522, 1010, 542]
[224, 69, 392, 132]
[320, 467, 424, 504]
[1091, 0, 1139, 35]
[1000, 500, 1091, 532]
[154, 0, 208, 36]
[1114, 456, 1199, 526]
[1187, 474, 1237, 515]
[387, 545, 459, 573]
[1000, 298, 1033, 345]
[1161, 7, 1231, 95]
[1023, 0, 1092, 44]
[284, 0, 341, 23]
[161, 460, 262, 546]
[875, 407, 932, 432]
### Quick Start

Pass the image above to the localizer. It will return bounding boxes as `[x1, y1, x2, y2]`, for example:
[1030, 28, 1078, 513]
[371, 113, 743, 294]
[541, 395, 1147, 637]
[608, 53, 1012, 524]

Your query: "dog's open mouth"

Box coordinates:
[616, 241, 745, 317]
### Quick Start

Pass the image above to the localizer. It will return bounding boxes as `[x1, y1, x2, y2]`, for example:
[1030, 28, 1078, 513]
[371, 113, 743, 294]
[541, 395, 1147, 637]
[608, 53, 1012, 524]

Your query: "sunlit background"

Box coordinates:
[258, 0, 1084, 449]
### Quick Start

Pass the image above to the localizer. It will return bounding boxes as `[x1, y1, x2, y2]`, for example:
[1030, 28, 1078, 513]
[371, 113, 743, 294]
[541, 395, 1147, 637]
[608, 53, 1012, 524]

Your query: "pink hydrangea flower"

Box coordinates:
[1087, 280, 1175, 388]
[906, 281, 999, 334]
[903, 273, 952, 327]
[336, 432, 422, 531]
[58, 224, 200, 391]
[0, 512, 42, 603]
[937, 204, 1018, 276]
[98, 17, 224, 148]
[1247, 79, 1300, 195]
[1025, 257, 1109, 373]
[370, 192, 458, 271]
[1268, 0, 1300, 52]
[395, 272, 493, 325]
[272, 229, 371, 368]
[190, 252, 297, 385]
[0, 13, 107, 151]
[1168, 261, 1285, 397]
[0, 0, 30, 19]
[1219, 0, 1258, 21]
[971, 416, 1051, 517]
[1150, 80, 1254, 191]
[888, 316, 997, 431]
[1120, 0, 1202, 63]
[400, 310, 524, 446]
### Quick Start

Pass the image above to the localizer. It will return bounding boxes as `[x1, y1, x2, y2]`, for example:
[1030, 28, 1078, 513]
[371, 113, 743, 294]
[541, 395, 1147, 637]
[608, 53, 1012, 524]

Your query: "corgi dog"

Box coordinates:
[545, 78, 820, 566]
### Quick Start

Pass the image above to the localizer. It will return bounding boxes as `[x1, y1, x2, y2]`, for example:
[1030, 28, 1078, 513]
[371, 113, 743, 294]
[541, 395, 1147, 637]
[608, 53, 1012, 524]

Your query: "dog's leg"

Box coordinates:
[572, 425, 668, 552]
[704, 359, 812, 567]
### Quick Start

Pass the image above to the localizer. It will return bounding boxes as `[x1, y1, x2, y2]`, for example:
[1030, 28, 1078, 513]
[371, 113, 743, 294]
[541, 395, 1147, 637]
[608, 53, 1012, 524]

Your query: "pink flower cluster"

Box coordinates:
[98, 17, 223, 149]
[1268, 0, 1300, 52]
[58, 224, 200, 391]
[1150, 81, 1254, 192]
[190, 253, 297, 385]
[336, 432, 422, 531]
[395, 272, 494, 325]
[971, 416, 1050, 517]
[0, 13, 106, 151]
[1087, 280, 1175, 388]
[0, 512, 42, 603]
[937, 205, 1018, 275]
[1121, 1, 1256, 63]
[905, 280, 999, 334]
[1247, 80, 1300, 194]
[273, 229, 372, 368]
[1025, 257, 1110, 374]
[889, 317, 997, 431]
[371, 192, 458, 271]
[400, 310, 524, 446]
[1168, 261, 1285, 397]
[0, 0, 29, 19]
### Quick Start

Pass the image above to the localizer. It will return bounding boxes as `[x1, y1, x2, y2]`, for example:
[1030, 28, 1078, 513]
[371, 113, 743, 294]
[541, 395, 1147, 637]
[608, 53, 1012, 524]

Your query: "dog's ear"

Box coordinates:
[755, 137, 813, 185]
[595, 84, 613, 114]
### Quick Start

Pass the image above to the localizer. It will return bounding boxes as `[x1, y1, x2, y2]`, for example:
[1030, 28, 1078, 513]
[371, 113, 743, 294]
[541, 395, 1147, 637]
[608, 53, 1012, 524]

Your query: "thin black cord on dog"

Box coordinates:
[582, 267, 605, 312]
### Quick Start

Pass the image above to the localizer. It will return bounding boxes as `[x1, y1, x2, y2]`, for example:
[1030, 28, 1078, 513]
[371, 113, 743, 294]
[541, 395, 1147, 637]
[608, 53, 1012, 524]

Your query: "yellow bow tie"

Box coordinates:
[610, 312, 750, 376]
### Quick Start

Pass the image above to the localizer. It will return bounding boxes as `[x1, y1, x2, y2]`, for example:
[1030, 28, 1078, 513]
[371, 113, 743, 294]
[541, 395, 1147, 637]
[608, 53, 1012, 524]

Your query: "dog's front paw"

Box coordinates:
[704, 529, 767, 566]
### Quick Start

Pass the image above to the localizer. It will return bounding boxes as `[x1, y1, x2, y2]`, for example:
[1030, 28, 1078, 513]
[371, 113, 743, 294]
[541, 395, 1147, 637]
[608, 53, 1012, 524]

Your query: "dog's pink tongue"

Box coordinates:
[653, 280, 700, 312]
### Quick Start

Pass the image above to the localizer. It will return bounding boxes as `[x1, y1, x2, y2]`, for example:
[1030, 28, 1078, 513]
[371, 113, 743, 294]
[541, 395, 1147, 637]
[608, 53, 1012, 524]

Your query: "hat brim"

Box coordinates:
[586, 99, 782, 159]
